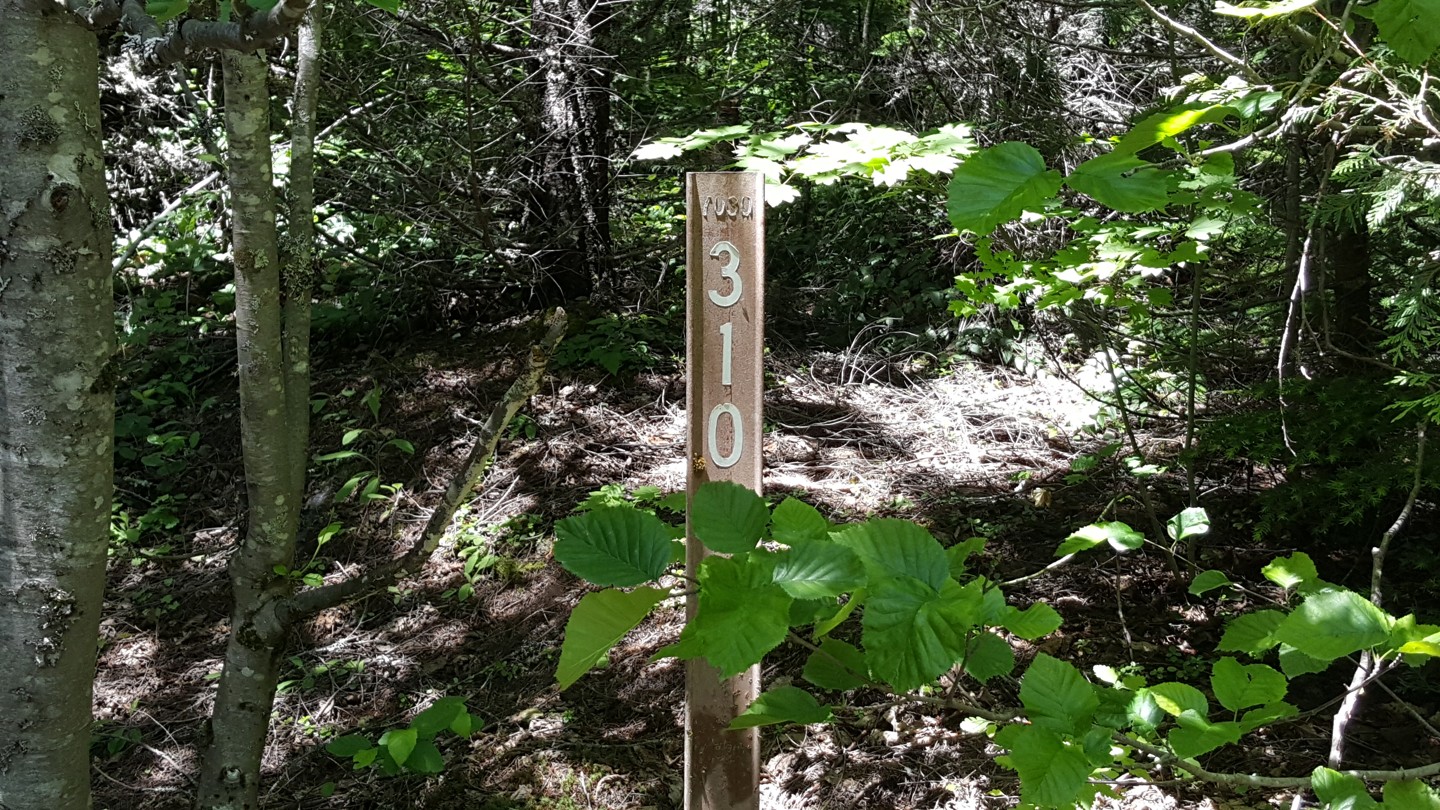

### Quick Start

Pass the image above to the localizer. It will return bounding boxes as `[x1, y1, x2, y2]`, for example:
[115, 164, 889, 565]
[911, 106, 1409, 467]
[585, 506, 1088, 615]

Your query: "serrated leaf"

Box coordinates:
[815, 590, 863, 637]
[1168, 711, 1241, 759]
[405, 739, 444, 773]
[947, 142, 1062, 235]
[946, 537, 985, 579]
[1149, 681, 1209, 716]
[1382, 779, 1440, 808]
[1066, 153, 1172, 213]
[863, 577, 981, 691]
[1002, 602, 1063, 640]
[1360, 0, 1440, 65]
[1261, 552, 1319, 591]
[412, 697, 467, 736]
[1166, 507, 1211, 542]
[326, 734, 373, 757]
[686, 556, 792, 676]
[1189, 569, 1233, 596]
[553, 507, 672, 587]
[1056, 522, 1143, 556]
[729, 686, 833, 729]
[1114, 105, 1230, 156]
[962, 631, 1015, 683]
[380, 728, 417, 766]
[557, 587, 668, 689]
[833, 519, 948, 591]
[1278, 643, 1332, 677]
[803, 639, 868, 690]
[1211, 657, 1287, 712]
[690, 481, 769, 554]
[1129, 689, 1164, 732]
[1239, 701, 1298, 732]
[770, 497, 829, 544]
[772, 541, 865, 599]
[1312, 766, 1379, 809]
[1275, 589, 1390, 661]
[1020, 653, 1099, 735]
[1218, 610, 1285, 655]
[1003, 725, 1096, 808]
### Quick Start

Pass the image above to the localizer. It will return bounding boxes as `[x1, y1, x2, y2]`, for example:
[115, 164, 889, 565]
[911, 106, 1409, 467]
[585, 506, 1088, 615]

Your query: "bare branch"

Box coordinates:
[120, 0, 310, 68]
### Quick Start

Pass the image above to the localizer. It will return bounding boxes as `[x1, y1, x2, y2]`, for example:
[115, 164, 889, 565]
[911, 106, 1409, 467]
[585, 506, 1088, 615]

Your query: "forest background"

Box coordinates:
[4, 0, 1440, 807]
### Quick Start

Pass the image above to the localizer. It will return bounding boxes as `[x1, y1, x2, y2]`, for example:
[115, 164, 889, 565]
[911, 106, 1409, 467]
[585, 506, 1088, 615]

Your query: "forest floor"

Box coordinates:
[90, 317, 1439, 810]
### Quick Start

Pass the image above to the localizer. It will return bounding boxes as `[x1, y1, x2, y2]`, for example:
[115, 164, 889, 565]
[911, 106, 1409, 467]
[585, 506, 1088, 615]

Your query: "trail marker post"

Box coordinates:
[685, 172, 764, 810]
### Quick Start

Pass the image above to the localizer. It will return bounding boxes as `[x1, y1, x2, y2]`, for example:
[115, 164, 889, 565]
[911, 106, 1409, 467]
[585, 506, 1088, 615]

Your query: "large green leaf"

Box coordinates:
[690, 481, 769, 554]
[1360, 0, 1440, 65]
[686, 556, 792, 676]
[405, 739, 445, 774]
[1148, 681, 1209, 717]
[1168, 711, 1241, 759]
[863, 576, 981, 691]
[412, 697, 468, 736]
[557, 587, 669, 689]
[553, 507, 672, 587]
[1055, 522, 1143, 556]
[729, 686, 833, 729]
[1002, 602, 1062, 640]
[1113, 105, 1230, 155]
[803, 638, 869, 690]
[1218, 610, 1285, 655]
[770, 497, 829, 545]
[1312, 766, 1379, 809]
[946, 142, 1061, 235]
[997, 725, 1095, 809]
[1210, 657, 1287, 712]
[962, 630, 1015, 683]
[379, 728, 417, 767]
[1065, 153, 1172, 213]
[1020, 653, 1098, 735]
[1275, 589, 1391, 661]
[833, 519, 948, 591]
[1383, 779, 1440, 808]
[772, 541, 865, 599]
[1261, 551, 1320, 591]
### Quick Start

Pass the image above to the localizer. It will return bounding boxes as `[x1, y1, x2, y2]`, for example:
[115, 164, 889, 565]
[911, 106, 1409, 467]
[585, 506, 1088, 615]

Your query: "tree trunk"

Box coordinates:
[1326, 220, 1375, 355]
[527, 0, 613, 301]
[195, 50, 302, 810]
[0, 7, 114, 809]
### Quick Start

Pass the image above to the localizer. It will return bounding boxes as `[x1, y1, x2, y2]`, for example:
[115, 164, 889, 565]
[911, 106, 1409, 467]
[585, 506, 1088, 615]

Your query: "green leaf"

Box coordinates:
[1189, 569, 1232, 596]
[553, 507, 672, 587]
[1002, 603, 1062, 640]
[557, 587, 668, 689]
[1275, 589, 1391, 661]
[833, 519, 949, 591]
[863, 577, 981, 691]
[1211, 657, 1287, 712]
[1261, 552, 1320, 591]
[352, 747, 378, 769]
[803, 639, 869, 691]
[1166, 507, 1211, 543]
[326, 735, 373, 758]
[1020, 653, 1099, 735]
[1383, 780, 1440, 808]
[772, 541, 865, 599]
[1218, 610, 1285, 655]
[946, 537, 986, 579]
[1168, 711, 1241, 759]
[363, 0, 401, 12]
[450, 710, 476, 737]
[380, 728, 417, 766]
[815, 590, 863, 637]
[1239, 701, 1298, 732]
[1148, 682, 1208, 716]
[1066, 153, 1172, 213]
[770, 497, 828, 544]
[962, 631, 1015, 683]
[1056, 521, 1144, 555]
[1359, 0, 1440, 65]
[144, 0, 190, 22]
[947, 142, 1062, 235]
[1001, 725, 1095, 808]
[405, 739, 444, 773]
[1312, 766, 1379, 809]
[728, 686, 833, 729]
[1114, 105, 1230, 155]
[690, 481, 769, 554]
[686, 556, 792, 677]
[1129, 689, 1164, 732]
[412, 697, 467, 736]
[1278, 643, 1332, 677]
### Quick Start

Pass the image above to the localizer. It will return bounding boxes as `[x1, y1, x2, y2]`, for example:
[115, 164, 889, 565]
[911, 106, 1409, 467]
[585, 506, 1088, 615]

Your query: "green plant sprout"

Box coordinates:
[325, 696, 478, 777]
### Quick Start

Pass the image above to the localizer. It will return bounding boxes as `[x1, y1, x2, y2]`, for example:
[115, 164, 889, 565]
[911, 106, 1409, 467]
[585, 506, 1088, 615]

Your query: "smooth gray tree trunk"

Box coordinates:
[0, 7, 115, 809]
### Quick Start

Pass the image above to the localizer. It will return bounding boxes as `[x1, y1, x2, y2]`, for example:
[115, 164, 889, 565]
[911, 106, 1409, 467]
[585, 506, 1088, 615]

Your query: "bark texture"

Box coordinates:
[194, 50, 302, 810]
[0, 8, 114, 809]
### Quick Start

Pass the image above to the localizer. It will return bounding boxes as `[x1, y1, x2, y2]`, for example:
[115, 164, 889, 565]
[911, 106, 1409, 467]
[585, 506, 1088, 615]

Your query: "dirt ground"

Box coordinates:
[90, 322, 1434, 809]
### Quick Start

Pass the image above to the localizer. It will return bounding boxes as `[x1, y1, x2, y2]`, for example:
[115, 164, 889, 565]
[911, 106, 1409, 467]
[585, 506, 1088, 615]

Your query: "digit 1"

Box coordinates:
[719, 321, 733, 386]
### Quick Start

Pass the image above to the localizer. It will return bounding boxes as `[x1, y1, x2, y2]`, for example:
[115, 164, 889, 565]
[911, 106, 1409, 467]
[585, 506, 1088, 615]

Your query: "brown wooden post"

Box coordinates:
[685, 172, 764, 810]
